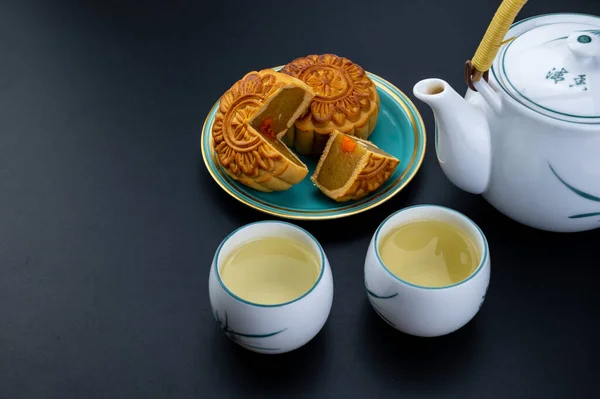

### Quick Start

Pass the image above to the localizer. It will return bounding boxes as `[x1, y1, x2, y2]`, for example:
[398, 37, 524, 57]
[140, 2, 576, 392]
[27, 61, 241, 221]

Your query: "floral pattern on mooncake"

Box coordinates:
[280, 54, 380, 156]
[211, 70, 312, 192]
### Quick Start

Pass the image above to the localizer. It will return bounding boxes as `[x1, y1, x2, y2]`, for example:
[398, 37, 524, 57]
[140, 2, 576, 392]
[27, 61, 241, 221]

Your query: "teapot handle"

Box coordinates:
[465, 0, 529, 91]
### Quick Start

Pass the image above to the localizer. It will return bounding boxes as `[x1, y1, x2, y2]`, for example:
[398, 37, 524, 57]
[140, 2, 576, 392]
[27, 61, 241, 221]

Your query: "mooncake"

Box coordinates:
[280, 54, 380, 156]
[211, 69, 315, 192]
[311, 131, 399, 202]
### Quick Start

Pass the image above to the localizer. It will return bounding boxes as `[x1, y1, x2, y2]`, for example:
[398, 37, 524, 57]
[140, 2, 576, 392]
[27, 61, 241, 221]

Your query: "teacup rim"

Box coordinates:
[373, 204, 489, 290]
[214, 220, 326, 308]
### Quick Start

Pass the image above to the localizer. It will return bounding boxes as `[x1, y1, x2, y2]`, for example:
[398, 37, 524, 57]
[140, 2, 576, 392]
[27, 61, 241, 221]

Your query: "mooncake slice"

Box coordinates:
[280, 54, 380, 156]
[311, 131, 399, 202]
[212, 69, 315, 192]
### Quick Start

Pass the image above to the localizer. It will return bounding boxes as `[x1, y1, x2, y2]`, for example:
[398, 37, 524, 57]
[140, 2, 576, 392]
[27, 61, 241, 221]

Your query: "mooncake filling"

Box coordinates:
[251, 87, 307, 137]
[315, 134, 366, 190]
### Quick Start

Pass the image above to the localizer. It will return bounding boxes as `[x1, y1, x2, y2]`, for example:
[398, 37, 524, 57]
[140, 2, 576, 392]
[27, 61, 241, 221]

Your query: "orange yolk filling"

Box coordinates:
[259, 118, 275, 138]
[341, 136, 357, 153]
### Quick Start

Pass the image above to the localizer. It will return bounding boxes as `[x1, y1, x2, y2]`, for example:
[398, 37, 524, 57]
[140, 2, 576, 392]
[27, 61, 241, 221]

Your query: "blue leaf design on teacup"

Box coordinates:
[366, 289, 398, 299]
[364, 282, 397, 327]
[568, 212, 600, 219]
[365, 285, 398, 299]
[479, 286, 488, 310]
[214, 310, 285, 351]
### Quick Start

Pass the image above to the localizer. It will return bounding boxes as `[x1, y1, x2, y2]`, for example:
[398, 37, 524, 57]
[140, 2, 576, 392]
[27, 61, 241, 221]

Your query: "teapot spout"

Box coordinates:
[413, 78, 492, 194]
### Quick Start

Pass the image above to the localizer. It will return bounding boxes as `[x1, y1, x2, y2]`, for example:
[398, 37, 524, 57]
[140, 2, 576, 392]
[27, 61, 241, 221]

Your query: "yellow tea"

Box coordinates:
[378, 220, 480, 287]
[220, 236, 320, 305]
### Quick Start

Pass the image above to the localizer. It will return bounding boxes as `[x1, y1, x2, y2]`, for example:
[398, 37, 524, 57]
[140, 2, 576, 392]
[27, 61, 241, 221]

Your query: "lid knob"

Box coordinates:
[567, 31, 600, 60]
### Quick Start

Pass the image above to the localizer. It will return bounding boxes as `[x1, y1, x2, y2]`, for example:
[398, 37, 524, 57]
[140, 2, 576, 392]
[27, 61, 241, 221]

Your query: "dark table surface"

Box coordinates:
[1, 0, 598, 398]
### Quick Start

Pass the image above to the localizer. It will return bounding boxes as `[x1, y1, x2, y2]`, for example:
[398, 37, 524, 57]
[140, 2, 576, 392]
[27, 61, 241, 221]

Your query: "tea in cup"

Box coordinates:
[364, 205, 490, 337]
[208, 221, 334, 354]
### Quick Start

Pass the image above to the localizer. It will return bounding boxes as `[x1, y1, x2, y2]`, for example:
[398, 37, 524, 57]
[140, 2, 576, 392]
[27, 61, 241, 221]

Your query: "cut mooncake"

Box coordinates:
[280, 54, 380, 156]
[311, 131, 399, 202]
[211, 69, 315, 192]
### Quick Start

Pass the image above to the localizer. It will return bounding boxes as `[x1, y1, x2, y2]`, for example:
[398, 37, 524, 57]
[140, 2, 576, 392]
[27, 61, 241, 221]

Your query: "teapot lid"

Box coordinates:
[492, 14, 600, 124]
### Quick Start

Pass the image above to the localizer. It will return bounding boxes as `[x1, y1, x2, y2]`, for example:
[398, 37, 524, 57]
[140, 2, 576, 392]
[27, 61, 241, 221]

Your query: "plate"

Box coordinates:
[200, 69, 427, 220]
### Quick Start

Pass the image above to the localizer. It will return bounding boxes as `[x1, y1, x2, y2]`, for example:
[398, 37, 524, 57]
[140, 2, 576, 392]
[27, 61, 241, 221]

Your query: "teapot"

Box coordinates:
[413, 1, 600, 233]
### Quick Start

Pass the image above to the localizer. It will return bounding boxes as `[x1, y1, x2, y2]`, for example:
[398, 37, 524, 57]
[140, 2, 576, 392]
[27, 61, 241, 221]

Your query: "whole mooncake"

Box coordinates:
[212, 69, 315, 192]
[280, 54, 380, 156]
[311, 130, 399, 202]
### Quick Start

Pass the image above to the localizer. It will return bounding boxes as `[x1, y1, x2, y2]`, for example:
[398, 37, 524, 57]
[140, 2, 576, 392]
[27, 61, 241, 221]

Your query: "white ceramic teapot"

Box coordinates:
[413, 9, 600, 233]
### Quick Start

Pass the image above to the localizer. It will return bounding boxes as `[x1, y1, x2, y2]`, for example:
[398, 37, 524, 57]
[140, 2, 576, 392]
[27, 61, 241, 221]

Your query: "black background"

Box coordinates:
[1, 1, 598, 398]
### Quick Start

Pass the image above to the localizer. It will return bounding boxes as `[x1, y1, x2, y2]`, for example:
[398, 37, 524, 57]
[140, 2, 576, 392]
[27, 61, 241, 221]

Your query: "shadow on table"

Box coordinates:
[357, 299, 481, 387]
[209, 318, 331, 395]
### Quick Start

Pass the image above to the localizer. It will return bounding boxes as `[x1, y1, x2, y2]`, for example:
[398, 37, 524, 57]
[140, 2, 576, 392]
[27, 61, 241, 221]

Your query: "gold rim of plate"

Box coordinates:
[200, 67, 427, 221]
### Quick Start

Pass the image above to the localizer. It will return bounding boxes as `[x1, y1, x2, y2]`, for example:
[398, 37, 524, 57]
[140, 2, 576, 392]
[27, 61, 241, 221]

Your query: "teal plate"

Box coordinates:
[201, 70, 427, 220]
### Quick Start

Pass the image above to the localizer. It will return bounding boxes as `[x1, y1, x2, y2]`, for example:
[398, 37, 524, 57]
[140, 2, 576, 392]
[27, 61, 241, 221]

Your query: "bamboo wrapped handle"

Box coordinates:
[465, 0, 529, 90]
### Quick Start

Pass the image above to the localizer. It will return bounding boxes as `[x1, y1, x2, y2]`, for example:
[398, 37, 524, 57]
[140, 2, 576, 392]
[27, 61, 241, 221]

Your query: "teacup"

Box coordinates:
[364, 205, 490, 337]
[208, 221, 334, 354]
